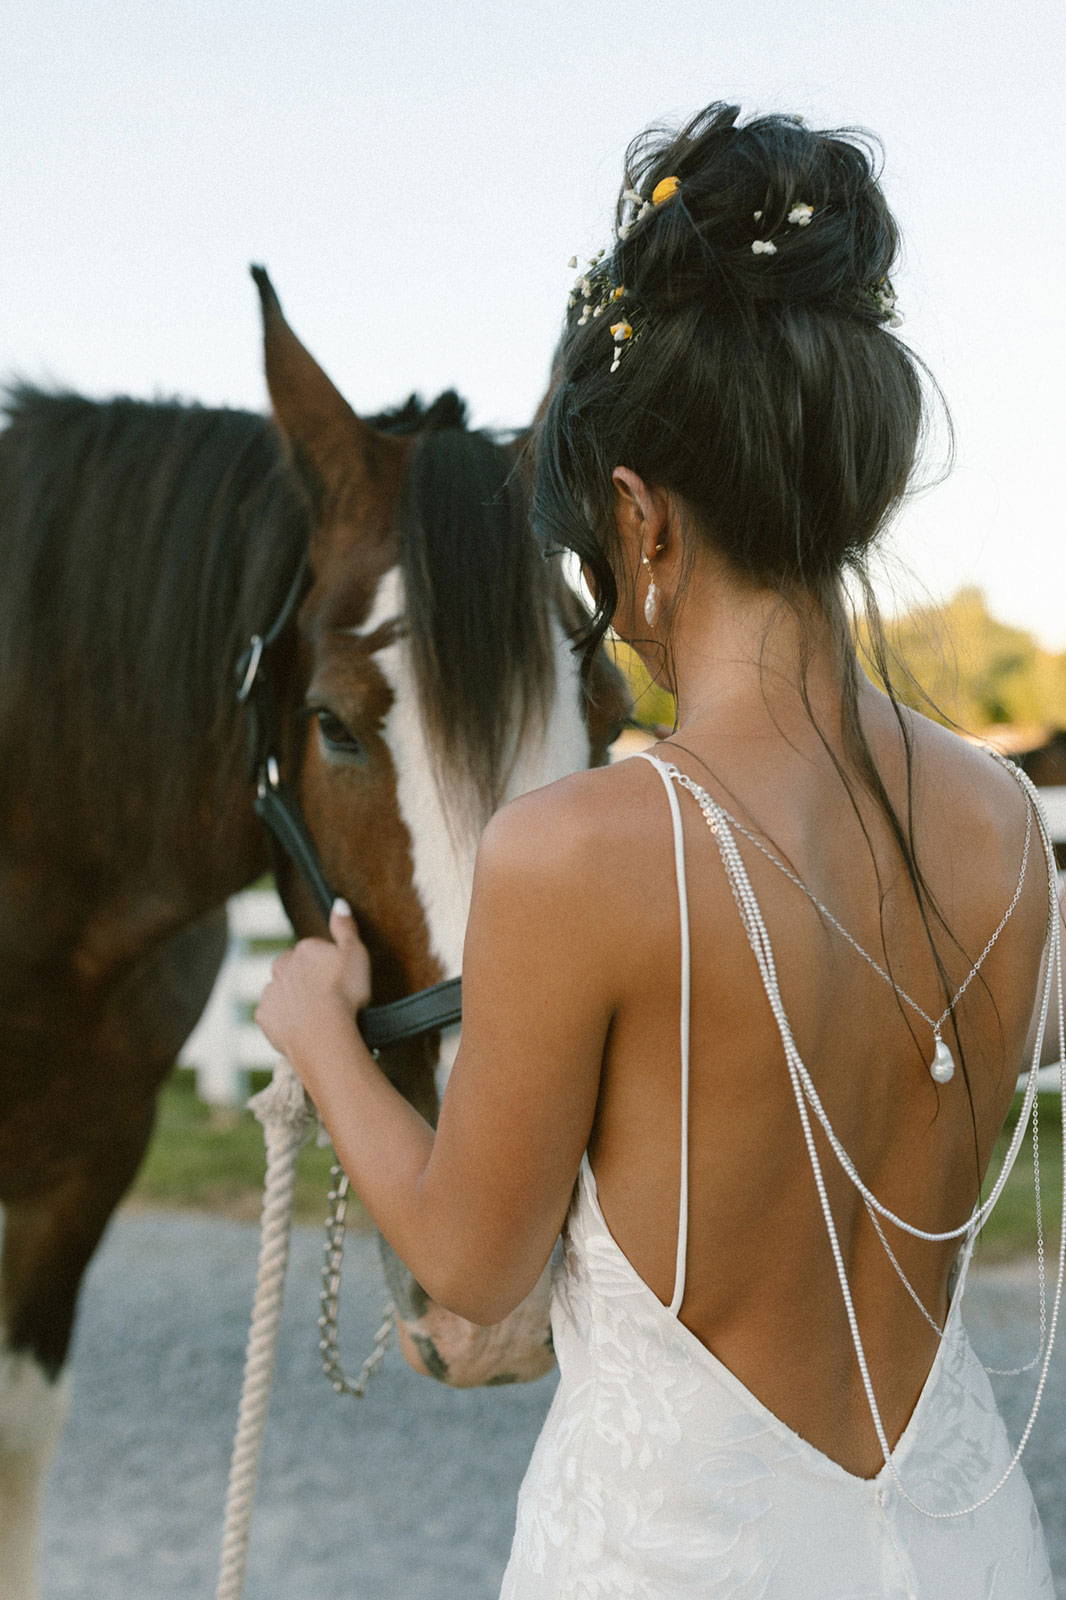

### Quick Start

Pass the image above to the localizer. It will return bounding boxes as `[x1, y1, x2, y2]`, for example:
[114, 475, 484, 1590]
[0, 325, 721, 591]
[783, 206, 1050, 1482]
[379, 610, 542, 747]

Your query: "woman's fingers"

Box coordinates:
[329, 896, 372, 1011]
[330, 896, 355, 944]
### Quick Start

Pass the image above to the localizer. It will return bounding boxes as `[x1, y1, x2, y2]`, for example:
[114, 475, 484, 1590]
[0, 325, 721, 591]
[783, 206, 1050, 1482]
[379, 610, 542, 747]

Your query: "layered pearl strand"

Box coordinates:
[650, 753, 1065, 1520]
[699, 778, 1033, 1086]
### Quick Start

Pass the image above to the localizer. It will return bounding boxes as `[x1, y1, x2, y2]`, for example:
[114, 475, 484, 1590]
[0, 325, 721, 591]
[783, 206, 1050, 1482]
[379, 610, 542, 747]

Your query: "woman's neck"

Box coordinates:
[660, 566, 858, 746]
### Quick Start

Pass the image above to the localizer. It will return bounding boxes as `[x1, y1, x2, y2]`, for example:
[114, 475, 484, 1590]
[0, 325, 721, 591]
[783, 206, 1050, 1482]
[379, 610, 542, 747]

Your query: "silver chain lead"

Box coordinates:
[318, 1163, 395, 1396]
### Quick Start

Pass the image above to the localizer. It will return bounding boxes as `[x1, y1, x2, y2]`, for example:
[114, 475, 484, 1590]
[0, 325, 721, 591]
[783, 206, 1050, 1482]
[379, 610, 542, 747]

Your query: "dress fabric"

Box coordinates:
[498, 751, 1056, 1600]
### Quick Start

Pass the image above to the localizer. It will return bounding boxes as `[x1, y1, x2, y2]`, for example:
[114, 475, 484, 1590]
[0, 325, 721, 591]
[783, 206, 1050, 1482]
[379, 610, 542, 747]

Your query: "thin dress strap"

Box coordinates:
[636, 750, 691, 1315]
[635, 744, 1065, 1520]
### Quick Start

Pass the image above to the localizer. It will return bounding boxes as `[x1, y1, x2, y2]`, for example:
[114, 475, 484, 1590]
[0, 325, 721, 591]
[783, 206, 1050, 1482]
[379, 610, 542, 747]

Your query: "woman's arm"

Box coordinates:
[256, 777, 616, 1326]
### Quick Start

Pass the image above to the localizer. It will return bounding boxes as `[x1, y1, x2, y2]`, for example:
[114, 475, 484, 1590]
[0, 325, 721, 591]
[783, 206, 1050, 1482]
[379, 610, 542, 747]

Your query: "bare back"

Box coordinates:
[583, 696, 1052, 1479]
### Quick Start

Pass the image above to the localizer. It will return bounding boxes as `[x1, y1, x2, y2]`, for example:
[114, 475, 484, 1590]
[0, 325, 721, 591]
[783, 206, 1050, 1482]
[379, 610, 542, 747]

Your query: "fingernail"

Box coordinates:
[332, 897, 352, 917]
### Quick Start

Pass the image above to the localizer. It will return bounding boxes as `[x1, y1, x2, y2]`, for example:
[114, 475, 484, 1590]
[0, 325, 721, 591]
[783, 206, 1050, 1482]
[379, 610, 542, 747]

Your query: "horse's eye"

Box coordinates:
[314, 709, 366, 760]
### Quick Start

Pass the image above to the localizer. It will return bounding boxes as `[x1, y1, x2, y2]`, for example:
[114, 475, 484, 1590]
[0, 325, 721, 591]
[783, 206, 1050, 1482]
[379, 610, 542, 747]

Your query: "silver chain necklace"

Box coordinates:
[668, 767, 1033, 1084]
[649, 752, 1064, 1520]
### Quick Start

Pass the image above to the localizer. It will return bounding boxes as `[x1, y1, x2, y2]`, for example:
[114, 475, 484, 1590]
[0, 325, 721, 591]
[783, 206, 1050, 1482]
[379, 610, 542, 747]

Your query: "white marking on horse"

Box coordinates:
[0, 1214, 71, 1600]
[353, 564, 588, 1095]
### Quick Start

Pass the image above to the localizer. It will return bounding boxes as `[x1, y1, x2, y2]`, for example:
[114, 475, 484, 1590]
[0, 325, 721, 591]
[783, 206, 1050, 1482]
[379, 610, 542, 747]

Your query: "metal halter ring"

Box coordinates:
[236, 633, 265, 703]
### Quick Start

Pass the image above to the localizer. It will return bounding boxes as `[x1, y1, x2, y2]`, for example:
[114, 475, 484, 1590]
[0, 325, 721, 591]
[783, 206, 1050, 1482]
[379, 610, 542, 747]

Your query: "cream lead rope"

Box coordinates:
[214, 1057, 393, 1600]
[214, 1058, 311, 1600]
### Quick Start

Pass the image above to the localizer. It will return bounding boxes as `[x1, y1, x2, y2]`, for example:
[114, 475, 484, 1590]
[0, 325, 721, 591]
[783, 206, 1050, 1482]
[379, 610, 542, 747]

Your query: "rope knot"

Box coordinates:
[247, 1055, 315, 1138]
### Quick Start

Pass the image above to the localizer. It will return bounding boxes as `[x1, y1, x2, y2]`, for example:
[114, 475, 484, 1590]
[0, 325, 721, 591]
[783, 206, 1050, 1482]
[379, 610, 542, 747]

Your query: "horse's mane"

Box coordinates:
[0, 386, 308, 786]
[0, 383, 554, 841]
[397, 422, 557, 824]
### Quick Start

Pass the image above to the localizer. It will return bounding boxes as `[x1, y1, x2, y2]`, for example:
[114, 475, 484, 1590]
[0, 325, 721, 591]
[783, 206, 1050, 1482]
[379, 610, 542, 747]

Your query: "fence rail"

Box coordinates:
[180, 785, 1066, 1106]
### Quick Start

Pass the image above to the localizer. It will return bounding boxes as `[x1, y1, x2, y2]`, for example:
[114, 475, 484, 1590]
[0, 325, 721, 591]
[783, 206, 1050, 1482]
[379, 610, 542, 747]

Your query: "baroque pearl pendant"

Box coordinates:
[930, 1035, 955, 1084]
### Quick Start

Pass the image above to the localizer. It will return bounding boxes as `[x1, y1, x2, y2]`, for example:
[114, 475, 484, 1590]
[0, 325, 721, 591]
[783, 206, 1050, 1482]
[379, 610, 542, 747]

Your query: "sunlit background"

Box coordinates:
[5, 0, 1064, 668]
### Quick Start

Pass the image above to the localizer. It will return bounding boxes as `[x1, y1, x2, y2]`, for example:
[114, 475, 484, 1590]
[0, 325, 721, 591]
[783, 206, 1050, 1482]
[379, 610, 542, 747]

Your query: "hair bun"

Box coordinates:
[614, 103, 899, 325]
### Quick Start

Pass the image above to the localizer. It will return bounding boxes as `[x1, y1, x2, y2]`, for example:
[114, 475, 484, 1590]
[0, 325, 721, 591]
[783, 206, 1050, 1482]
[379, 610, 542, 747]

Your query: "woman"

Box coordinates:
[256, 102, 1061, 1596]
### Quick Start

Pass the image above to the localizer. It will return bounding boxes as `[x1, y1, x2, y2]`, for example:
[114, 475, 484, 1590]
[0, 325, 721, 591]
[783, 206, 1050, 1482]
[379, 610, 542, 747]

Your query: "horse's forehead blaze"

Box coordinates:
[301, 660, 437, 966]
[339, 568, 464, 952]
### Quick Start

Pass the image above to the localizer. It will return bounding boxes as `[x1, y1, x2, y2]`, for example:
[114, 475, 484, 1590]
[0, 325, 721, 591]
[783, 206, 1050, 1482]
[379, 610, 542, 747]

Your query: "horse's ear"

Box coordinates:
[250, 265, 394, 520]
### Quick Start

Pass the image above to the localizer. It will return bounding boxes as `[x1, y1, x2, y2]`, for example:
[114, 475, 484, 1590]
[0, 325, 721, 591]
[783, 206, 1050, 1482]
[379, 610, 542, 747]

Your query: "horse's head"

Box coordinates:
[251, 268, 629, 1383]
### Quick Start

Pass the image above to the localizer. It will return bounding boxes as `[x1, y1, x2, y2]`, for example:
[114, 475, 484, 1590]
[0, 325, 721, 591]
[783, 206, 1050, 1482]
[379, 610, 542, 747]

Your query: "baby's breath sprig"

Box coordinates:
[868, 276, 903, 327]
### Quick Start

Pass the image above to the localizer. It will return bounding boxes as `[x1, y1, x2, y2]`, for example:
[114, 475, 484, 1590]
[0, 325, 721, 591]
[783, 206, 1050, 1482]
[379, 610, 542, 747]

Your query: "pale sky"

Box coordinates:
[5, 0, 1065, 645]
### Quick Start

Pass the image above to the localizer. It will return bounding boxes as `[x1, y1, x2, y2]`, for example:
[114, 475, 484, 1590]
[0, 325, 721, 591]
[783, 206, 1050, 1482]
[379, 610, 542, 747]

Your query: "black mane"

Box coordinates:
[0, 383, 555, 846]
[398, 424, 556, 825]
[0, 387, 307, 801]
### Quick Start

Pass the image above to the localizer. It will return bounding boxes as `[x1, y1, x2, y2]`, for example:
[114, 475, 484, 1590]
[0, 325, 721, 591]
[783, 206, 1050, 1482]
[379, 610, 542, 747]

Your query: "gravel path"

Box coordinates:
[42, 1214, 1064, 1599]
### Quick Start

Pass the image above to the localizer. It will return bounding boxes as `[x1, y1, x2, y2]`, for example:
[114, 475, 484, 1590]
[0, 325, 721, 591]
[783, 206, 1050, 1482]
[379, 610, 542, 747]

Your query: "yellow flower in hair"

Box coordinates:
[652, 175, 681, 206]
[609, 320, 633, 373]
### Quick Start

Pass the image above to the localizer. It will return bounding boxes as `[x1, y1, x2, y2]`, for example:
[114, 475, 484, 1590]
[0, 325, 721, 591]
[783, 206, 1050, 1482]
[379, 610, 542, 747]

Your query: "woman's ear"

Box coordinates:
[611, 467, 669, 563]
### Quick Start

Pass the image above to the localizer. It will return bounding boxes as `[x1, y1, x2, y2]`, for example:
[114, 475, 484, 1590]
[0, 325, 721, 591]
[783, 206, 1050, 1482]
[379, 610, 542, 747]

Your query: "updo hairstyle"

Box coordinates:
[532, 102, 983, 1152]
[533, 100, 948, 677]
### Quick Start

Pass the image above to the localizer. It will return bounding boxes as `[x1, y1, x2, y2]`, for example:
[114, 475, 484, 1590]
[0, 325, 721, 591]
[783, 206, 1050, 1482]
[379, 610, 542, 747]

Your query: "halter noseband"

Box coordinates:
[235, 557, 462, 1053]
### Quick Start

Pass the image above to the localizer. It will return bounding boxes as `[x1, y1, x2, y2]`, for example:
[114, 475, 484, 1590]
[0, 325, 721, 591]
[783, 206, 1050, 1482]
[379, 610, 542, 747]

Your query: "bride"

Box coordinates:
[257, 100, 1060, 1597]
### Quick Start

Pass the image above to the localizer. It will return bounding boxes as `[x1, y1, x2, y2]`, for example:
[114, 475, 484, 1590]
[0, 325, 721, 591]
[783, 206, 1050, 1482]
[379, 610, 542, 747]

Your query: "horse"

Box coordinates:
[0, 267, 630, 1599]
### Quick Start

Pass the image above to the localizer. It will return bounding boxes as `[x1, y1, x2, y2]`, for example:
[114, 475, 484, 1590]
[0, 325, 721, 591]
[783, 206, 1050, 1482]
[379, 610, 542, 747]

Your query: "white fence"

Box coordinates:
[180, 890, 291, 1106]
[180, 787, 1066, 1107]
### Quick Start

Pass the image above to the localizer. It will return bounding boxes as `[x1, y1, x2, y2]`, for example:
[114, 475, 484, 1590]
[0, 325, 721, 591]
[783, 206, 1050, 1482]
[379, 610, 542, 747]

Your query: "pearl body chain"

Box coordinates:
[647, 752, 1065, 1521]
[700, 783, 1032, 1086]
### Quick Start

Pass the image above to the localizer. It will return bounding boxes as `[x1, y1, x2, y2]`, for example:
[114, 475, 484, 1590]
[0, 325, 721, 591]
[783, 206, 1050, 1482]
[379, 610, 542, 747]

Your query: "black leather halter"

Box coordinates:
[235, 558, 462, 1053]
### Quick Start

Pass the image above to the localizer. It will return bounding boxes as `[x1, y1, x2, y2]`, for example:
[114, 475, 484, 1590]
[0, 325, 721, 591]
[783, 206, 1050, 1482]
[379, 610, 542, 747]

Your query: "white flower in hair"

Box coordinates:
[870, 277, 904, 326]
[751, 238, 778, 255]
[788, 202, 814, 226]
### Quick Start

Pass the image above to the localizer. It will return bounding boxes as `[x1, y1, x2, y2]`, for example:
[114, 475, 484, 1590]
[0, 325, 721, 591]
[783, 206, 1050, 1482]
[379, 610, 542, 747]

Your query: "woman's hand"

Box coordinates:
[255, 898, 372, 1066]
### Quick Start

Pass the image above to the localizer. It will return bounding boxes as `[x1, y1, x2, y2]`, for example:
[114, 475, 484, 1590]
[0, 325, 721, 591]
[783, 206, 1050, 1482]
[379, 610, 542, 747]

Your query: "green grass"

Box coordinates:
[127, 1068, 372, 1228]
[977, 1091, 1062, 1264]
[131, 1072, 1061, 1261]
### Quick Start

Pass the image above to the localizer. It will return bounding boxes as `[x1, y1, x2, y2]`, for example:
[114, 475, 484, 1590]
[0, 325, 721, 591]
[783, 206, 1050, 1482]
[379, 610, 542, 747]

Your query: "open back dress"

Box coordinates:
[499, 749, 1061, 1599]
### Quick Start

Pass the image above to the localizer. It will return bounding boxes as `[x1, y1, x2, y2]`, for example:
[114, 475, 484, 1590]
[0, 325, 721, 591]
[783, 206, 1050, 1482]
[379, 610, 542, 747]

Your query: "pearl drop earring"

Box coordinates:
[641, 545, 664, 628]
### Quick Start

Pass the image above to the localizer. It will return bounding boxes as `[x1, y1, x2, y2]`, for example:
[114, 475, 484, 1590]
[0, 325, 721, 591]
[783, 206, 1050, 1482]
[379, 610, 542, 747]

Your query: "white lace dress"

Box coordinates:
[498, 751, 1059, 1600]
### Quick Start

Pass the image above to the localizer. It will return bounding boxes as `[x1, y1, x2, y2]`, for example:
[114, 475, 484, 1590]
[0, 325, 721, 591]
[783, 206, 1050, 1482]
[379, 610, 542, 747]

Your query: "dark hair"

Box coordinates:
[535, 100, 944, 646]
[532, 101, 995, 1175]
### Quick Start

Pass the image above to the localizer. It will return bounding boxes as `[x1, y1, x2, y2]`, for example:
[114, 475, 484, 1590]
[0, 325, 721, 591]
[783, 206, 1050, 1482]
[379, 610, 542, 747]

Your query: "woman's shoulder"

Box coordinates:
[478, 752, 664, 894]
[900, 705, 1036, 850]
[869, 704, 1049, 958]
[494, 748, 659, 827]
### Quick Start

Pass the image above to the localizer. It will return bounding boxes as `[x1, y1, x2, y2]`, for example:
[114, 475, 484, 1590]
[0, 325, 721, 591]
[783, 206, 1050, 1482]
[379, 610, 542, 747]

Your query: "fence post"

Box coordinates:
[180, 890, 292, 1106]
